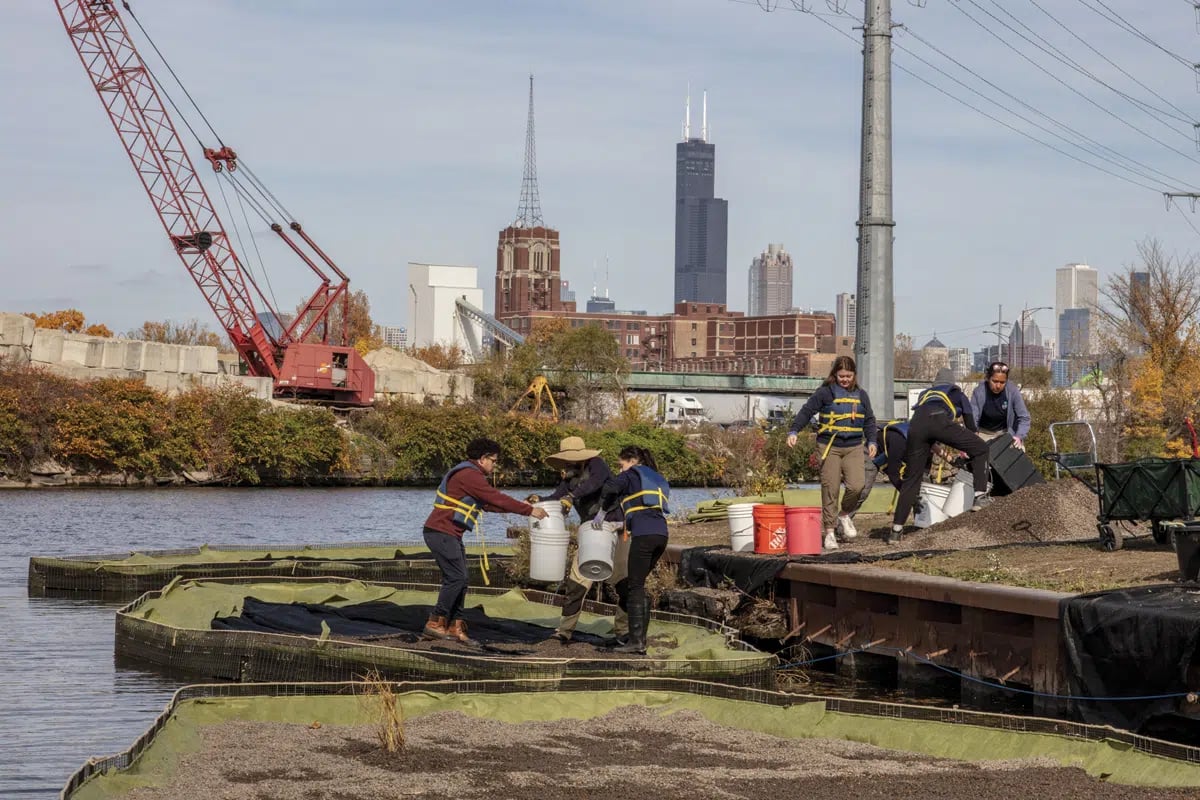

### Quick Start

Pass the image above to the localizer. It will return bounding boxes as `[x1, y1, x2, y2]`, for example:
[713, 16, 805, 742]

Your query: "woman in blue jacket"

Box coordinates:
[970, 362, 1032, 450]
[598, 445, 669, 655]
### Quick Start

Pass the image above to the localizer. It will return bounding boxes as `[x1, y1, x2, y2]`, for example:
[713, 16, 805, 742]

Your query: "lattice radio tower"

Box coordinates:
[515, 74, 544, 228]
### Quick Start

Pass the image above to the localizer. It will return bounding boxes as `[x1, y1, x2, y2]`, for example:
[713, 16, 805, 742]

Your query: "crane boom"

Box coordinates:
[53, 0, 375, 404]
[54, 0, 276, 378]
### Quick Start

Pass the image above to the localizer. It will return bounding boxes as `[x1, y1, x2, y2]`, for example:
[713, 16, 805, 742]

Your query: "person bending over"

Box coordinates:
[528, 436, 629, 646]
[889, 369, 990, 545]
[422, 438, 547, 644]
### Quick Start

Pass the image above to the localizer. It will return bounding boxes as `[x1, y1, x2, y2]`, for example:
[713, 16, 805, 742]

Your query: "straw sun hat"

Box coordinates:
[545, 436, 601, 469]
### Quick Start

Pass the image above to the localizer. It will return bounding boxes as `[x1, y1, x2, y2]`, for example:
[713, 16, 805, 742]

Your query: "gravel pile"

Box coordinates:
[907, 477, 1101, 549]
[120, 704, 1194, 800]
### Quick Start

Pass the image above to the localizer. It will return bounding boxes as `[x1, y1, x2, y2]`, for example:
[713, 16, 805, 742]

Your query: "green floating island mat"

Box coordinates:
[688, 488, 895, 522]
[64, 678, 1200, 799]
[28, 541, 514, 598]
[115, 577, 775, 687]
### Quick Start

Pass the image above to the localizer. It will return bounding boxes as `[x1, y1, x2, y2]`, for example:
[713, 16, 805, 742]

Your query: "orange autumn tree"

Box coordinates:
[24, 309, 112, 338]
[1097, 239, 1200, 458]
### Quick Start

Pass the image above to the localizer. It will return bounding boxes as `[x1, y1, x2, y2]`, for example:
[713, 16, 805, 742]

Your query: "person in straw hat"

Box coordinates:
[528, 435, 630, 646]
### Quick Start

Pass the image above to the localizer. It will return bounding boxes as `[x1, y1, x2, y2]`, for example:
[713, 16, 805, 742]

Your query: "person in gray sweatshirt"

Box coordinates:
[970, 361, 1032, 450]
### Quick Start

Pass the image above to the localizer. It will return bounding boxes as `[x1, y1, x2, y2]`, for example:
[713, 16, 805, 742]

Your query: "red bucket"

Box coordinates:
[753, 504, 788, 554]
[784, 506, 822, 556]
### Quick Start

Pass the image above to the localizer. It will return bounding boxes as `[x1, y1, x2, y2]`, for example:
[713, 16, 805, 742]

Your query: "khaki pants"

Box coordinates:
[556, 521, 630, 638]
[820, 443, 866, 532]
[977, 429, 1004, 443]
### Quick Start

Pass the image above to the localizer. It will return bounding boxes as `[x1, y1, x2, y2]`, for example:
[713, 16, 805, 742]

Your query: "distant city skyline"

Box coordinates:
[5, 3, 1198, 356]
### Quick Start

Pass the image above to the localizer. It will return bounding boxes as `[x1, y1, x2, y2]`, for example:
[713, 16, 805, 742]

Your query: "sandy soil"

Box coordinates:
[669, 480, 1184, 593]
[120, 705, 1195, 800]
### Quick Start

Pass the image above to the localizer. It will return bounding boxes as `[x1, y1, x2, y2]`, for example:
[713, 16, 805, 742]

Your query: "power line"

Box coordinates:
[951, 0, 1200, 165]
[733, 0, 1195, 192]
[1076, 0, 1196, 69]
[1025, 0, 1198, 125]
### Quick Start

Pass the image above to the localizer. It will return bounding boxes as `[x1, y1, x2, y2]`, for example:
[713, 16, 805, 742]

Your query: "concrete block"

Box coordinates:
[0, 343, 30, 365]
[0, 313, 34, 348]
[61, 334, 105, 367]
[145, 371, 183, 395]
[100, 340, 126, 369]
[179, 345, 201, 373]
[196, 346, 219, 374]
[122, 341, 144, 372]
[140, 342, 171, 372]
[30, 329, 65, 364]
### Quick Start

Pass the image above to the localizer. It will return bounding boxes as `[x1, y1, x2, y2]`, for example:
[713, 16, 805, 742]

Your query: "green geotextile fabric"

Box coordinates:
[70, 543, 511, 569]
[688, 487, 895, 522]
[70, 690, 1200, 799]
[125, 581, 759, 662]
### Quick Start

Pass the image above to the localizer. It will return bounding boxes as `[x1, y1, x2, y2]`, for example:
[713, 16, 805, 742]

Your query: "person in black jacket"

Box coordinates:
[598, 445, 669, 655]
[528, 436, 628, 646]
[786, 356, 877, 550]
[889, 368, 990, 544]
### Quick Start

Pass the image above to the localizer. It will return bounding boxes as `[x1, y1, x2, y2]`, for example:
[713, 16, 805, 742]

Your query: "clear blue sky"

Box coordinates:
[3, 0, 1199, 352]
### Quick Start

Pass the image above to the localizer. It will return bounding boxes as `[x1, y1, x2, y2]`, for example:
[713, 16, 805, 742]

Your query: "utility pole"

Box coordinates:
[854, 0, 896, 418]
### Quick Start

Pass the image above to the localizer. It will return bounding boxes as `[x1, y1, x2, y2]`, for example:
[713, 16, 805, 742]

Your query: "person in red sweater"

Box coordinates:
[422, 437, 547, 643]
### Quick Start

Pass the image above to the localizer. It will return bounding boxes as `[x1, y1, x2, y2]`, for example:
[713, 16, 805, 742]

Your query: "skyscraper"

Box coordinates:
[747, 244, 793, 316]
[1055, 263, 1098, 321]
[835, 293, 857, 338]
[674, 90, 728, 305]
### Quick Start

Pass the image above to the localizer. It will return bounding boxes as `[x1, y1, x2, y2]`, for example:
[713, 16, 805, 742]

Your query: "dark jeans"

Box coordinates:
[892, 409, 989, 527]
[423, 527, 468, 621]
[854, 428, 906, 514]
[619, 534, 668, 614]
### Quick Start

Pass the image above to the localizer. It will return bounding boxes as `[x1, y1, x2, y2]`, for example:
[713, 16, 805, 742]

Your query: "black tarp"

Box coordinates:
[212, 597, 609, 648]
[1062, 584, 1200, 731]
[678, 546, 787, 594]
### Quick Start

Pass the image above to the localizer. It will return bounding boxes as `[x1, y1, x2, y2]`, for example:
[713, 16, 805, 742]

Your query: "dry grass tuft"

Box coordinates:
[357, 670, 405, 755]
[645, 556, 684, 606]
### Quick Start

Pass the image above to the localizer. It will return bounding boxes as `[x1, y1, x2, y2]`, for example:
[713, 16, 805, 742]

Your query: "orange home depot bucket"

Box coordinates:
[784, 506, 822, 556]
[752, 504, 788, 554]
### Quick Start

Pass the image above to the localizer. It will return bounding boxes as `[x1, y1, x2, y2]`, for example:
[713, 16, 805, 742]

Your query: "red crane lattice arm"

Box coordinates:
[53, 0, 278, 379]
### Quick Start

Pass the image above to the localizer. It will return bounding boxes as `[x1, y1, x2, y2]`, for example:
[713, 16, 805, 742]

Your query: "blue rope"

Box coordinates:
[776, 645, 1192, 702]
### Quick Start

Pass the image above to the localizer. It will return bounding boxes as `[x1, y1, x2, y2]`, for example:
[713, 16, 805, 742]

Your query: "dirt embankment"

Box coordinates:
[121, 706, 1195, 800]
[668, 480, 1185, 594]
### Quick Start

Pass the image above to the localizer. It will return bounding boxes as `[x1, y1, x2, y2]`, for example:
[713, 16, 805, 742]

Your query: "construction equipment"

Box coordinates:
[52, 1, 374, 405]
[510, 376, 559, 421]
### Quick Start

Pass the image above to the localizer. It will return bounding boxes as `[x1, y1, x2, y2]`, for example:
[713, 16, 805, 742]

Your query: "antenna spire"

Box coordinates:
[702, 90, 708, 141]
[683, 83, 691, 141]
[515, 74, 544, 227]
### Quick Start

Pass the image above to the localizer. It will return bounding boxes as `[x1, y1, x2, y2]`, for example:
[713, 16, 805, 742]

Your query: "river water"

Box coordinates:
[0, 485, 732, 798]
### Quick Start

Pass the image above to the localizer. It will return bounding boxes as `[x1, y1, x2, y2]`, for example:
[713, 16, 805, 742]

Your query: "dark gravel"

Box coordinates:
[119, 705, 1197, 800]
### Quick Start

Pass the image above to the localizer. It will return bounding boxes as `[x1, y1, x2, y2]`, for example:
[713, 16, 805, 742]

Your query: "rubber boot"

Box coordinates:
[613, 598, 647, 655]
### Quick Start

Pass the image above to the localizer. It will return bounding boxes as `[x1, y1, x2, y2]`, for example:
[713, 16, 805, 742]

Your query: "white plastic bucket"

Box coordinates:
[914, 483, 951, 529]
[942, 480, 971, 517]
[577, 525, 618, 581]
[529, 501, 570, 582]
[727, 503, 757, 553]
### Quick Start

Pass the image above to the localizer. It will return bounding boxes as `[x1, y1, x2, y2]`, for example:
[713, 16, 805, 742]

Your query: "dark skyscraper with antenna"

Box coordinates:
[674, 90, 728, 305]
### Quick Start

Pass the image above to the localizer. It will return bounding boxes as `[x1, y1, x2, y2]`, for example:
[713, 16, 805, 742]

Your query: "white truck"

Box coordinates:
[657, 393, 710, 427]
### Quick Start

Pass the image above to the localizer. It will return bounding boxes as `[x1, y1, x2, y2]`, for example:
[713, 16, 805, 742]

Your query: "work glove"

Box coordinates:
[524, 494, 540, 504]
[560, 497, 573, 514]
[591, 510, 606, 530]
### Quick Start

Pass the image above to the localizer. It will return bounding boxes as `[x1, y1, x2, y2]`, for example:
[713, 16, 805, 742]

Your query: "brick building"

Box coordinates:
[495, 225, 566, 319]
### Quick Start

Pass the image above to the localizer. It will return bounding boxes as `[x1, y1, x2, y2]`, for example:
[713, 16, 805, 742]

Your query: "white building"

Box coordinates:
[948, 347, 972, 380]
[1056, 263, 1099, 358]
[835, 292, 857, 337]
[381, 326, 407, 349]
[407, 263, 485, 359]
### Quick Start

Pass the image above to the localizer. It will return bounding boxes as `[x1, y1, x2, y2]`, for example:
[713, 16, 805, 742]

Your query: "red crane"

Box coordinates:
[52, 0, 375, 405]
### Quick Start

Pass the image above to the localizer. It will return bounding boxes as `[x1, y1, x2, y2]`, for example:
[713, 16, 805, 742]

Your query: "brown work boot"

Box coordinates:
[422, 614, 451, 640]
[447, 619, 477, 646]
